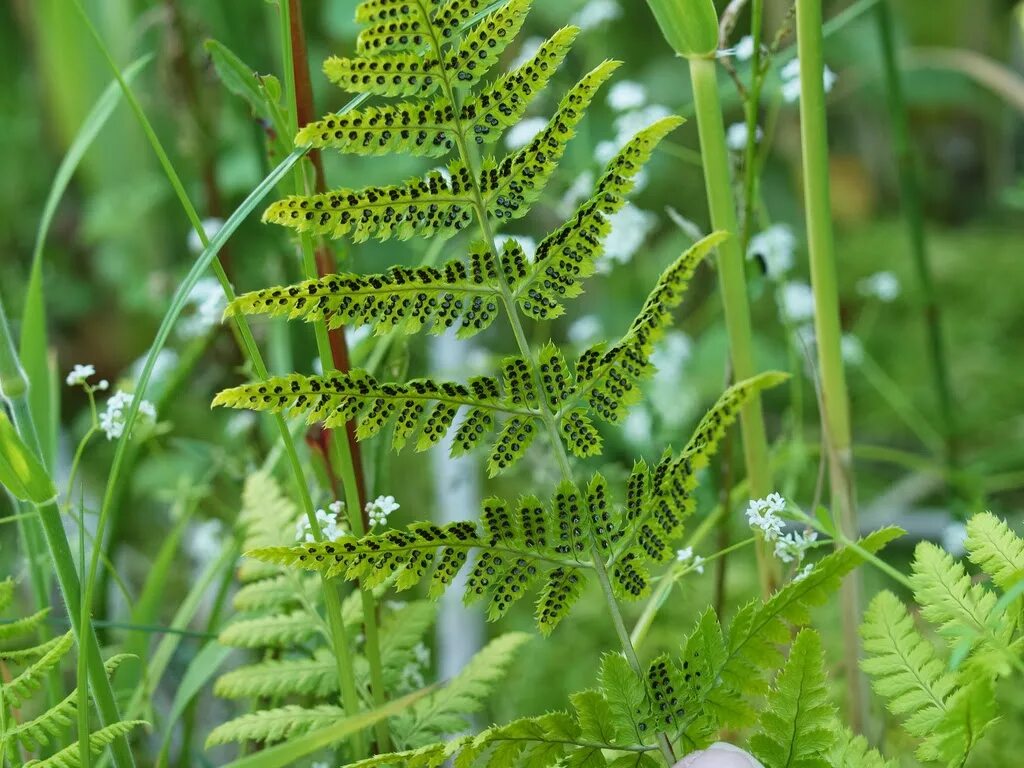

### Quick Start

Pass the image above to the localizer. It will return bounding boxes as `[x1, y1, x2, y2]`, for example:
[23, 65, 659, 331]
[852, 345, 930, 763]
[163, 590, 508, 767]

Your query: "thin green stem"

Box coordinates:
[741, 0, 765, 249]
[689, 55, 776, 595]
[794, 0, 863, 730]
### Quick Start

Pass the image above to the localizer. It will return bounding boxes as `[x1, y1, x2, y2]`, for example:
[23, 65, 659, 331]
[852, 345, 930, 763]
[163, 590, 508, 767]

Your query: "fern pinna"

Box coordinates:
[0, 579, 144, 767]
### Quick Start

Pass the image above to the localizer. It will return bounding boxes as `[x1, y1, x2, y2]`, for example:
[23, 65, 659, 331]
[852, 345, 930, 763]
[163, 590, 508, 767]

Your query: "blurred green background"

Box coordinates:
[1, 0, 1022, 763]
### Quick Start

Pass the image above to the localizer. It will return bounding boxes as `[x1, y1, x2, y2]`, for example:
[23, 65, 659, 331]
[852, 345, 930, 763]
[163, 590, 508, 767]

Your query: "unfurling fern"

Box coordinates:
[860, 511, 1024, 767]
[209, 473, 525, 751]
[0, 579, 144, 766]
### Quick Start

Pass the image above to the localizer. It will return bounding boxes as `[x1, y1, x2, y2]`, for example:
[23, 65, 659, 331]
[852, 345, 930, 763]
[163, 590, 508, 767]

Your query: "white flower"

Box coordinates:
[504, 116, 548, 150]
[186, 217, 224, 255]
[780, 281, 815, 322]
[607, 80, 647, 112]
[571, 0, 621, 30]
[494, 234, 538, 263]
[692, 555, 705, 575]
[622, 407, 653, 447]
[676, 546, 694, 563]
[649, 331, 698, 429]
[734, 35, 755, 62]
[780, 58, 837, 103]
[179, 277, 227, 340]
[295, 502, 348, 543]
[186, 519, 224, 564]
[841, 334, 864, 365]
[366, 495, 400, 528]
[510, 35, 544, 69]
[793, 563, 814, 582]
[773, 529, 818, 564]
[66, 364, 96, 387]
[225, 412, 256, 439]
[857, 271, 900, 302]
[598, 204, 657, 271]
[725, 122, 763, 153]
[650, 331, 693, 374]
[746, 493, 787, 541]
[130, 349, 179, 391]
[747, 224, 796, 280]
[597, 105, 673, 166]
[568, 315, 603, 347]
[941, 521, 968, 557]
[99, 390, 157, 440]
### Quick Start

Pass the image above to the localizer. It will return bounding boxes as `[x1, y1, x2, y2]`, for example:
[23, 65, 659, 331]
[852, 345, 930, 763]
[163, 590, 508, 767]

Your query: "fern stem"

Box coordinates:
[689, 55, 777, 596]
[280, 0, 390, 752]
[794, 0, 863, 731]
[0, 297, 136, 768]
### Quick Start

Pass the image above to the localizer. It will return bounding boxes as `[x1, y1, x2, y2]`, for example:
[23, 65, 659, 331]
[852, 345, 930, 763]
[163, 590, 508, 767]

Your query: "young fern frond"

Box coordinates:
[965, 511, 1024, 591]
[22, 721, 146, 768]
[749, 630, 835, 768]
[213, 650, 340, 700]
[828, 727, 897, 768]
[1, 630, 74, 709]
[0, 606, 50, 642]
[206, 704, 345, 747]
[217, 610, 324, 649]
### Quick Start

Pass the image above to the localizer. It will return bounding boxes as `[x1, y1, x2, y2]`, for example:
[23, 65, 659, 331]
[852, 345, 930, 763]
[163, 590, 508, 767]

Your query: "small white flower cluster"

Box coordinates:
[66, 363, 109, 391]
[733, 35, 756, 62]
[295, 500, 348, 543]
[607, 80, 647, 112]
[365, 495, 400, 528]
[179, 277, 227, 340]
[725, 122, 764, 153]
[857, 271, 900, 302]
[747, 224, 796, 280]
[780, 58, 838, 103]
[186, 217, 225, 255]
[675, 546, 705, 575]
[571, 0, 621, 31]
[99, 390, 157, 440]
[504, 116, 548, 150]
[745, 493, 818, 568]
[779, 281, 815, 323]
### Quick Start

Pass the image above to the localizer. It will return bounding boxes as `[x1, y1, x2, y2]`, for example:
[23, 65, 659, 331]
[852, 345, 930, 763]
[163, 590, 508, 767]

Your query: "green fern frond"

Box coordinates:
[392, 632, 530, 748]
[217, 610, 323, 649]
[910, 541, 1014, 665]
[511, 116, 684, 320]
[2, 630, 73, 708]
[5, 654, 133, 752]
[965, 511, 1024, 591]
[599, 653, 655, 747]
[232, 573, 318, 613]
[237, 470, 298, 582]
[0, 606, 49, 642]
[226, 242, 504, 340]
[23, 721, 146, 768]
[213, 650, 338, 700]
[205, 704, 344, 746]
[829, 726, 897, 768]
[0, 630, 70, 664]
[749, 629, 835, 768]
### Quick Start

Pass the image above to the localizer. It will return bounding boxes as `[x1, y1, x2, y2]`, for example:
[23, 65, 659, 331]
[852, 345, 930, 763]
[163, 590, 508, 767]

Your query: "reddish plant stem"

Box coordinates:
[288, 0, 368, 515]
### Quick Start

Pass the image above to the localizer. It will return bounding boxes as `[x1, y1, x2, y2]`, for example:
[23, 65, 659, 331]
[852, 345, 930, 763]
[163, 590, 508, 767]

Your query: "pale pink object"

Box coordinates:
[673, 742, 766, 768]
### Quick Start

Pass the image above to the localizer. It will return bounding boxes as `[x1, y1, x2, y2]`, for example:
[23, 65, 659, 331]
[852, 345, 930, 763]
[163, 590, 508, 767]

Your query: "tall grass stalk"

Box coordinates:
[794, 0, 863, 730]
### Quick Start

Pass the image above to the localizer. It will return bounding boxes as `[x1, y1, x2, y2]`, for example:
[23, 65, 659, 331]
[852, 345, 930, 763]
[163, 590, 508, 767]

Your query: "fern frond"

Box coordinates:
[599, 653, 655, 747]
[213, 650, 338, 700]
[2, 630, 73, 708]
[910, 541, 1013, 665]
[966, 511, 1024, 591]
[392, 632, 530, 748]
[0, 606, 49, 642]
[23, 721, 146, 768]
[829, 726, 897, 768]
[232, 573, 318, 613]
[677, 528, 901, 735]
[237, 470, 298, 582]
[225, 242, 503, 339]
[217, 610, 323, 649]
[205, 704, 344, 746]
[749, 629, 835, 768]
[0, 630, 70, 664]
[481, 60, 619, 222]
[510, 116, 684, 320]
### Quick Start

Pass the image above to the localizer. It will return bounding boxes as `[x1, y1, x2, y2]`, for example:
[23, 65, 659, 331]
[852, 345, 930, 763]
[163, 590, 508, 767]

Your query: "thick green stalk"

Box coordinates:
[874, 0, 957, 474]
[0, 298, 136, 768]
[689, 56, 776, 595]
[794, 0, 863, 730]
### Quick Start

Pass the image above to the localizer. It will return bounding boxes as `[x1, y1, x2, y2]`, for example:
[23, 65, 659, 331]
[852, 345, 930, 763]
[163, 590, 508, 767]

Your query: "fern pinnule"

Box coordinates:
[829, 727, 897, 768]
[217, 610, 323, 649]
[23, 721, 146, 768]
[213, 650, 339, 700]
[2, 630, 73, 708]
[0, 606, 49, 642]
[749, 629, 835, 768]
[965, 511, 1024, 591]
[205, 704, 344, 747]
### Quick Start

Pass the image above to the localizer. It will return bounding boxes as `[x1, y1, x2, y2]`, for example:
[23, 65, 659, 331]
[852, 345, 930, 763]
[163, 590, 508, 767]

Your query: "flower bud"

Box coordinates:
[644, 0, 719, 59]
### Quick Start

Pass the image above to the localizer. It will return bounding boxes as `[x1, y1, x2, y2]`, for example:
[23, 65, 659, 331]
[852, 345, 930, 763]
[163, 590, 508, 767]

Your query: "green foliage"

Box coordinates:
[828, 727, 897, 768]
[858, 516, 1024, 766]
[749, 630, 835, 768]
[23, 721, 146, 768]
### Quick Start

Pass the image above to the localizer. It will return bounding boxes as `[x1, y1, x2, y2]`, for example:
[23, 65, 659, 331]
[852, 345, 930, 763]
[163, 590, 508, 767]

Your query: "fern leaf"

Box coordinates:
[0, 606, 49, 642]
[23, 721, 145, 768]
[568, 231, 726, 425]
[213, 650, 338, 700]
[0, 631, 70, 664]
[860, 590, 957, 758]
[392, 632, 530, 748]
[829, 726, 897, 768]
[444, 0, 531, 89]
[599, 653, 654, 747]
[262, 166, 476, 241]
[237, 470, 298, 582]
[206, 704, 345, 746]
[749, 630, 835, 768]
[482, 60, 619, 222]
[217, 610, 322, 649]
[232, 574, 318, 613]
[225, 243, 503, 339]
[930, 677, 998, 767]
[2, 630, 73, 708]
[910, 541, 1013, 665]
[511, 116, 684, 320]
[966, 511, 1024, 591]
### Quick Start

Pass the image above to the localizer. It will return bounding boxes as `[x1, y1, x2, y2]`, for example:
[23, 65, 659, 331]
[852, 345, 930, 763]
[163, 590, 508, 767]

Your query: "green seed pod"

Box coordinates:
[644, 0, 720, 59]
